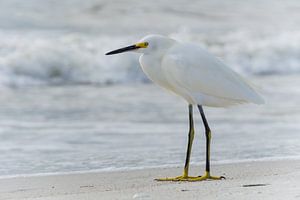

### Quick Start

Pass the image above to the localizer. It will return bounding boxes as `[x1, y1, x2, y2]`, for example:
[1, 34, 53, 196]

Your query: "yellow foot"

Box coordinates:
[155, 171, 225, 182]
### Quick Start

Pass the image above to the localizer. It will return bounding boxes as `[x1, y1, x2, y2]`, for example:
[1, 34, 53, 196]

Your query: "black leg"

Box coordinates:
[183, 104, 195, 177]
[197, 105, 211, 173]
[155, 104, 224, 181]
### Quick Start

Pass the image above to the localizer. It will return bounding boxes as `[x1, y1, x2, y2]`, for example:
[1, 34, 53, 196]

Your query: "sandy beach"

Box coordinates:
[1, 160, 299, 200]
[1, 0, 300, 200]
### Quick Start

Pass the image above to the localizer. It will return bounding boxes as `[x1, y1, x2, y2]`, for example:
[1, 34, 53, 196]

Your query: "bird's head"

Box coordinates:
[105, 34, 176, 55]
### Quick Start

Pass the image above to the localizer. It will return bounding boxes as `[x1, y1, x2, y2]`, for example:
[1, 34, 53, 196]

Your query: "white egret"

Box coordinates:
[105, 34, 264, 181]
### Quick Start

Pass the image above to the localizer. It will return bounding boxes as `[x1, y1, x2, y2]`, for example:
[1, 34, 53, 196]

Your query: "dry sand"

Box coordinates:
[1, 160, 300, 200]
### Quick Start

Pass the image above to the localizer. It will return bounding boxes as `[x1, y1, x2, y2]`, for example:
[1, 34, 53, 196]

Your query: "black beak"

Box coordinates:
[105, 44, 140, 55]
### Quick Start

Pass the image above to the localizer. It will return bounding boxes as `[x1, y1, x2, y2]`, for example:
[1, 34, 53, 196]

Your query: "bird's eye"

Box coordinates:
[144, 42, 149, 47]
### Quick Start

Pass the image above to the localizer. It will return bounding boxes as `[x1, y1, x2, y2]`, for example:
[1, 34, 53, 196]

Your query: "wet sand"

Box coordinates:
[1, 160, 299, 200]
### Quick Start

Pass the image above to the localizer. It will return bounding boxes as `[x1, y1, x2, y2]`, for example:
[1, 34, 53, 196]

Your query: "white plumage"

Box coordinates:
[138, 35, 264, 107]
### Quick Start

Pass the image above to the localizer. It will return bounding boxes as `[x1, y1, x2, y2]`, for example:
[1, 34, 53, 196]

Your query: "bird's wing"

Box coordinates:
[161, 43, 264, 104]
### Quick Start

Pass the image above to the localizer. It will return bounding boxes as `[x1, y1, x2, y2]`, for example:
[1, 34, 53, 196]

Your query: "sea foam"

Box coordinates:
[0, 30, 300, 87]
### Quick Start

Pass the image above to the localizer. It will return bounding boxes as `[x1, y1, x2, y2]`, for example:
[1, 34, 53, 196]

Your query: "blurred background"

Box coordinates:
[0, 0, 300, 176]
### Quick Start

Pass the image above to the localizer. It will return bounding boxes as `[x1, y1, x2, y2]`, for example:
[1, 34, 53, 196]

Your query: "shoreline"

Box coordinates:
[2, 156, 300, 180]
[1, 159, 300, 200]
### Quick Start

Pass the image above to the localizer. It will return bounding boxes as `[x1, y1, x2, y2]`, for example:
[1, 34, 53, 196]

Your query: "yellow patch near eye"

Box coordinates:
[135, 42, 149, 48]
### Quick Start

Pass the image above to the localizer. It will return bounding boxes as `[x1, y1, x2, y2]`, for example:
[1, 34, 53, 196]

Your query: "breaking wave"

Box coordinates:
[0, 30, 300, 87]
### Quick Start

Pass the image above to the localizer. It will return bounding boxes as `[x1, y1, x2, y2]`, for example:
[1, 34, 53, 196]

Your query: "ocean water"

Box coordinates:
[0, 0, 300, 176]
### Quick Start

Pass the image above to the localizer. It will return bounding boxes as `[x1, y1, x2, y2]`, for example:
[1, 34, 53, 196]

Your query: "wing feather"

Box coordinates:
[161, 43, 264, 104]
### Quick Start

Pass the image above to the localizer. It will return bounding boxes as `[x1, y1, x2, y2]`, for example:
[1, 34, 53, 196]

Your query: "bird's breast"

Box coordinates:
[139, 53, 197, 104]
[139, 54, 174, 91]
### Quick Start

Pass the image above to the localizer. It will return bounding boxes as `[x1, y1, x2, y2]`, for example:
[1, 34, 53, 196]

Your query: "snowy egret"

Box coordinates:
[105, 34, 264, 181]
